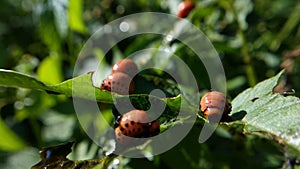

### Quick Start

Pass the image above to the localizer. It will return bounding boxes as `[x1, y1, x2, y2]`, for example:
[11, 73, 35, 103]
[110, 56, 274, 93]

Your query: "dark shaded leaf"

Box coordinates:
[31, 142, 115, 169]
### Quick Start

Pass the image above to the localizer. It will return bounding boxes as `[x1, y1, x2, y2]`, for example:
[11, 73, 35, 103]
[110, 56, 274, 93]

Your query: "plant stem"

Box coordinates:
[227, 0, 257, 87]
[239, 30, 257, 86]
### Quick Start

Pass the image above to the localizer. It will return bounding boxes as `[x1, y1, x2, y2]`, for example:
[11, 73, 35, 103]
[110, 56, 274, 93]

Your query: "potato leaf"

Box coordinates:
[0, 69, 187, 114]
[231, 70, 300, 152]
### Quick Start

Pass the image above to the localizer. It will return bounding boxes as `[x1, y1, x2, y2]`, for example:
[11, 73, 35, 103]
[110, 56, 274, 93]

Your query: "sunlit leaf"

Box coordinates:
[68, 0, 86, 33]
[0, 69, 111, 103]
[38, 9, 61, 52]
[0, 117, 26, 151]
[37, 55, 63, 85]
[0, 69, 190, 114]
[0, 69, 48, 90]
[231, 70, 300, 152]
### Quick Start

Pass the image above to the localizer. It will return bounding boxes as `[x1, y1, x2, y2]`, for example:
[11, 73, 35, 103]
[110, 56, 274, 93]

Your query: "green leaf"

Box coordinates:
[0, 69, 48, 90]
[231, 70, 300, 152]
[38, 9, 62, 52]
[51, 72, 113, 103]
[68, 0, 86, 33]
[0, 117, 26, 151]
[0, 69, 194, 115]
[0, 69, 112, 103]
[231, 70, 283, 111]
[37, 55, 63, 85]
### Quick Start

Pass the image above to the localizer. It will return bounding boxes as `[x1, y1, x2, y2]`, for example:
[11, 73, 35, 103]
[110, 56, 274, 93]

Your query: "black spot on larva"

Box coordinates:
[128, 130, 131, 134]
[125, 123, 129, 127]
[120, 127, 125, 131]
[132, 128, 135, 132]
[130, 121, 135, 125]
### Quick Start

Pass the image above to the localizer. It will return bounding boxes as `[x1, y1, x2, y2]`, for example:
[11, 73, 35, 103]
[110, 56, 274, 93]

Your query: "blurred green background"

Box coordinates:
[0, 0, 300, 168]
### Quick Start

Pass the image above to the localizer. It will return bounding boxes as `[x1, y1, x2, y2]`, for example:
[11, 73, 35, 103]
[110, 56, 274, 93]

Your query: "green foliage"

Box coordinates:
[37, 55, 63, 85]
[0, 0, 300, 169]
[0, 69, 184, 112]
[68, 0, 86, 33]
[231, 70, 300, 152]
[0, 62, 299, 169]
[0, 117, 26, 151]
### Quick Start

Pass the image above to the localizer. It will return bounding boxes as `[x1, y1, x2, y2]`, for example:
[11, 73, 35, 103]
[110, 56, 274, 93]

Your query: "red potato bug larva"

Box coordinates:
[114, 110, 160, 146]
[112, 59, 139, 78]
[200, 91, 231, 123]
[177, 1, 196, 18]
[100, 72, 135, 95]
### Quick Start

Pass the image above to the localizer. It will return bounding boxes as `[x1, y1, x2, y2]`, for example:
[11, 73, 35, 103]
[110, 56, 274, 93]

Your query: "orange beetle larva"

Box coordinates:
[100, 72, 135, 95]
[114, 110, 160, 146]
[111, 59, 138, 78]
[177, 1, 196, 18]
[200, 91, 231, 123]
[101, 59, 138, 95]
